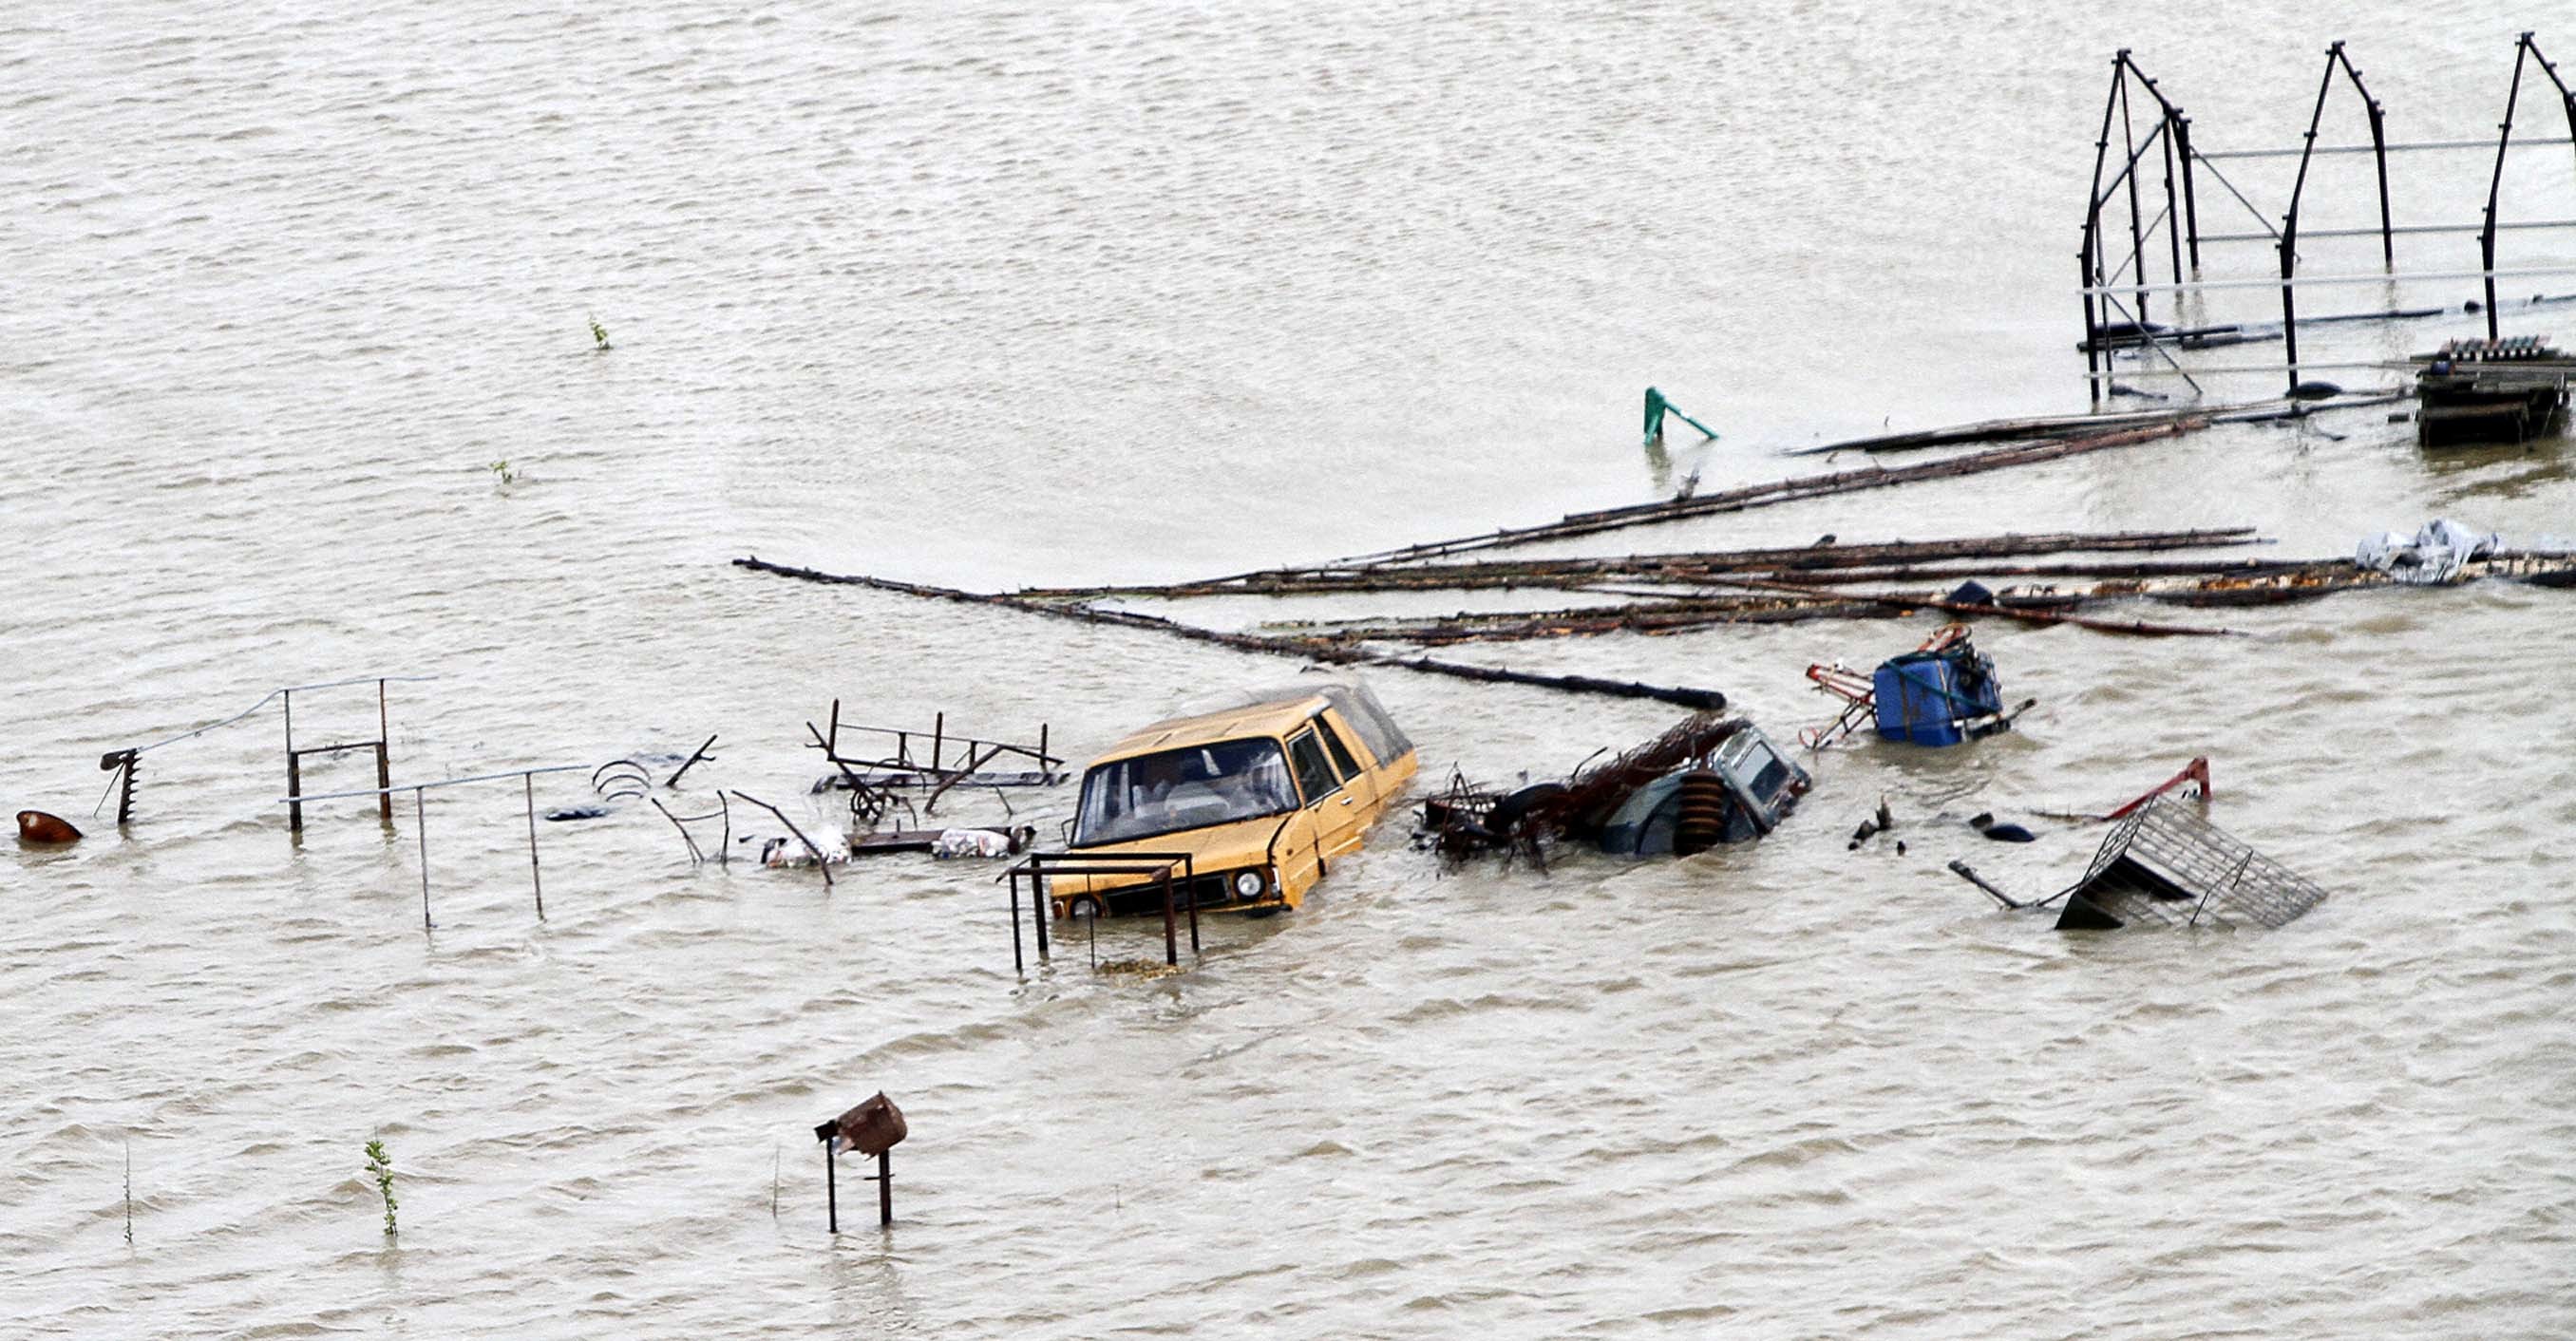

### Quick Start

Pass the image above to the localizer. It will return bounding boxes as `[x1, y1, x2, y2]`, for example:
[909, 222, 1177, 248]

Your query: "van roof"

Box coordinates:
[1089, 686, 1335, 766]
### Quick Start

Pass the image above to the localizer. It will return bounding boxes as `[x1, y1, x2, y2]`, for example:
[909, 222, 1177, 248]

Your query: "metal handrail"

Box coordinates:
[119, 674, 436, 757]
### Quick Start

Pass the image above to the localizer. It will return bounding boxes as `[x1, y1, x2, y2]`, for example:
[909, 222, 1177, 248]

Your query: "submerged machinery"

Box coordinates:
[1419, 713, 1810, 863]
[1805, 624, 2023, 750]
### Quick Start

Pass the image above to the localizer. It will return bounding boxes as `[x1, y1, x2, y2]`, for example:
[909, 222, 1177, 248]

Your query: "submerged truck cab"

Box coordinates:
[1052, 680, 1416, 918]
[1596, 724, 1809, 857]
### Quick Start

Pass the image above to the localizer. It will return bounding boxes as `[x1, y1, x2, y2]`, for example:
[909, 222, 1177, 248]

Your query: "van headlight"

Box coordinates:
[1232, 869, 1266, 898]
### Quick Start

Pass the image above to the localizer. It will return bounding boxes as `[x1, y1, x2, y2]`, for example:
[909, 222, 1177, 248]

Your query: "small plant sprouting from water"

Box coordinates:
[123, 1139, 134, 1246]
[488, 459, 516, 485]
[587, 314, 611, 351]
[365, 1140, 399, 1237]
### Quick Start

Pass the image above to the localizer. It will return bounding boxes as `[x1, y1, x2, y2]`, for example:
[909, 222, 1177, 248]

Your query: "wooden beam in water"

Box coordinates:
[1025, 526, 2262, 600]
[730, 557, 1731, 710]
[1293, 418, 2212, 572]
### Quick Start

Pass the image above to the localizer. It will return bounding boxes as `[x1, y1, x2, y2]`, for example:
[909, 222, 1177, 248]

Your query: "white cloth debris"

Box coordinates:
[930, 827, 1015, 859]
[2355, 518, 2502, 585]
[759, 828, 851, 867]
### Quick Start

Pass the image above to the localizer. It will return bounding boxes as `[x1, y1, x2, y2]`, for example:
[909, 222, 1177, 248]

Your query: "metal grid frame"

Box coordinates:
[2058, 796, 2331, 929]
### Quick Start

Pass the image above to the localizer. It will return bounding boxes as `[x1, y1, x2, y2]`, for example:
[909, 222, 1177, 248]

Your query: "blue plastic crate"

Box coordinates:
[1872, 649, 2004, 746]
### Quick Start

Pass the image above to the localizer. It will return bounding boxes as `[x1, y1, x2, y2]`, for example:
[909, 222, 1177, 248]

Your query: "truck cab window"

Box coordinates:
[1316, 715, 1365, 779]
[1286, 729, 1340, 804]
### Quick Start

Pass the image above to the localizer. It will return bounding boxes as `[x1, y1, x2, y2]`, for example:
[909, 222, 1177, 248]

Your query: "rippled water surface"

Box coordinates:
[6, 3, 2574, 1337]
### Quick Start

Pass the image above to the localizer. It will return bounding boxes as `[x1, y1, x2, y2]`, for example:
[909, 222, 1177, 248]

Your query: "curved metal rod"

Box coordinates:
[2480, 34, 2574, 339]
[651, 798, 707, 864]
[592, 758, 651, 788]
[729, 790, 834, 888]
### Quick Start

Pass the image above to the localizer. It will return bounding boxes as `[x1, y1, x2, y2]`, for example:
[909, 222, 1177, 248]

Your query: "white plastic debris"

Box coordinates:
[2355, 518, 2502, 585]
[930, 827, 1015, 859]
[760, 827, 851, 867]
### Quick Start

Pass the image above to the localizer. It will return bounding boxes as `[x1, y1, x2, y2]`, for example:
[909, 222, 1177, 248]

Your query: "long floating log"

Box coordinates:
[2006, 550, 2576, 607]
[731, 557, 1730, 710]
[1249, 556, 2349, 645]
[1676, 575, 2236, 637]
[1257, 597, 1889, 645]
[1036, 526, 2263, 601]
[1292, 417, 2212, 572]
[1359, 576, 2239, 640]
[1778, 405, 2216, 457]
[1723, 556, 2314, 588]
[1778, 391, 2404, 456]
[1254, 574, 2234, 646]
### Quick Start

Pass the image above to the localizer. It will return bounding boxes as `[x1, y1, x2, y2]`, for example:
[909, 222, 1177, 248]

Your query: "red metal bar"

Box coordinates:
[2101, 757, 2213, 821]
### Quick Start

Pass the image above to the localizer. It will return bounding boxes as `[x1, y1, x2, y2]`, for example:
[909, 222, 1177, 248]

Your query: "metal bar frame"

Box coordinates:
[2483, 34, 2576, 341]
[2197, 217, 2576, 243]
[277, 764, 589, 925]
[1002, 851, 1203, 973]
[2082, 264, 2576, 297]
[2196, 137, 2561, 160]
[2278, 46, 2348, 393]
[2078, 37, 2576, 384]
[2086, 52, 2203, 398]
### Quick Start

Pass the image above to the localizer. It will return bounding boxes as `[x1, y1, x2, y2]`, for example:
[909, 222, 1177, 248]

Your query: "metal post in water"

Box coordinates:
[824, 1141, 838, 1234]
[2078, 248, 2103, 401]
[2119, 73, 2149, 326]
[2481, 215, 2501, 342]
[1032, 870, 1049, 961]
[2160, 116, 2184, 285]
[2366, 99, 2395, 268]
[1184, 858, 1200, 955]
[2082, 54, 2124, 364]
[2481, 36, 2530, 344]
[876, 1151, 892, 1227]
[1009, 872, 1025, 974]
[376, 679, 393, 821]
[2174, 114, 2203, 271]
[2280, 235, 2301, 394]
[1160, 871, 1177, 968]
[415, 789, 431, 932]
[525, 772, 544, 919]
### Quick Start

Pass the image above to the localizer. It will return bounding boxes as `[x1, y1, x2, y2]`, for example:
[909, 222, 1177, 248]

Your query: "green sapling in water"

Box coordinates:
[365, 1140, 398, 1236]
[588, 314, 611, 350]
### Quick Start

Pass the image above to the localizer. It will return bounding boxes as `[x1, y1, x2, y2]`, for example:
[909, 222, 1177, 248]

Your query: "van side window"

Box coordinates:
[1316, 715, 1365, 779]
[1286, 730, 1340, 804]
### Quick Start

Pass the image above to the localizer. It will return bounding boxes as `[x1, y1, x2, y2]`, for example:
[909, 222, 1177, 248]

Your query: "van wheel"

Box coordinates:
[1067, 896, 1103, 918]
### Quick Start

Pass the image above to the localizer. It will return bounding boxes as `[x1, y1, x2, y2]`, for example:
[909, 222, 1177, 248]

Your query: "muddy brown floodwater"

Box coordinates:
[4, 3, 2572, 1337]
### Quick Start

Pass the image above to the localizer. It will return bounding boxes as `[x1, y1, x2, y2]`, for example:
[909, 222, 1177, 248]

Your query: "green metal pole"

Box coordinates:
[1642, 387, 1718, 444]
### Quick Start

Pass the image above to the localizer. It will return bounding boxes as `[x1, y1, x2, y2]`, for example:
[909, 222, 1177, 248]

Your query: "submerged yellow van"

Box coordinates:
[1050, 680, 1417, 918]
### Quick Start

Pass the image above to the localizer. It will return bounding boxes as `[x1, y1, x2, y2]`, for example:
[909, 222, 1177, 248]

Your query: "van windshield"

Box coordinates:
[1719, 731, 1793, 803]
[1073, 738, 1298, 846]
